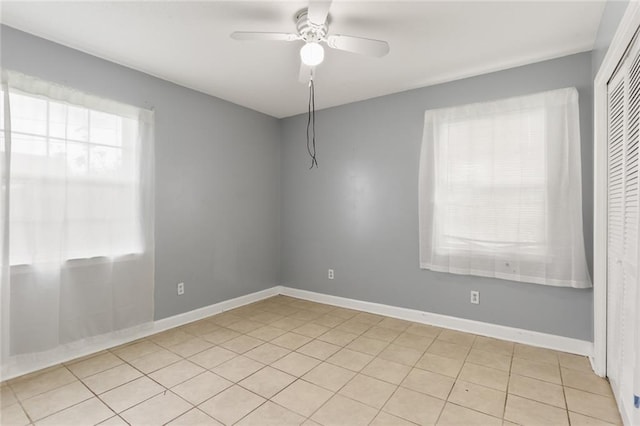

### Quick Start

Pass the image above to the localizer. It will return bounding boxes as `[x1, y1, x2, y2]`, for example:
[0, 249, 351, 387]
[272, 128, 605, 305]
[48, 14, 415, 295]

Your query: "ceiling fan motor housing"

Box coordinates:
[296, 9, 328, 43]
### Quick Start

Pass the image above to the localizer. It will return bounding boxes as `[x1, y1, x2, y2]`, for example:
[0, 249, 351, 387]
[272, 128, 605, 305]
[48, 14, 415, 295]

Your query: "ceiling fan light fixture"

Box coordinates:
[300, 42, 324, 66]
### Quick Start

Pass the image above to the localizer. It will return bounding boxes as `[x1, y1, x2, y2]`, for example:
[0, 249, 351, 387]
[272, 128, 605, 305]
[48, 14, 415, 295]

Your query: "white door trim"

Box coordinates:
[593, 1, 640, 378]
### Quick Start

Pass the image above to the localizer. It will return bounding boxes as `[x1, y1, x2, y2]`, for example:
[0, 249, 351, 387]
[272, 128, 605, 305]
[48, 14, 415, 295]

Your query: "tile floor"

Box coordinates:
[0, 296, 623, 425]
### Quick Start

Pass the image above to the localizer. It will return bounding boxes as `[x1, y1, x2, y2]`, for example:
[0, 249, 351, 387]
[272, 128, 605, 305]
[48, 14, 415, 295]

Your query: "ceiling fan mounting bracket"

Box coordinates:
[296, 9, 328, 43]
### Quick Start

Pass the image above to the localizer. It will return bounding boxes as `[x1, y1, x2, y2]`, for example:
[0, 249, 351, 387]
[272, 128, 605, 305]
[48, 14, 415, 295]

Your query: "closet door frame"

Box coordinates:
[594, 1, 640, 378]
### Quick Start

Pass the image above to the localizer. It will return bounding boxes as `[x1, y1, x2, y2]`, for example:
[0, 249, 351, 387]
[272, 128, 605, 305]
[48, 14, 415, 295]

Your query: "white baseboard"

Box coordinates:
[0, 286, 280, 382]
[279, 286, 593, 356]
[2, 284, 593, 381]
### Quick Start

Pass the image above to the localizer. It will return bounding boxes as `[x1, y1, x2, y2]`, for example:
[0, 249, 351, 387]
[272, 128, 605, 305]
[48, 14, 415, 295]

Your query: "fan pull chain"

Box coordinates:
[307, 74, 318, 169]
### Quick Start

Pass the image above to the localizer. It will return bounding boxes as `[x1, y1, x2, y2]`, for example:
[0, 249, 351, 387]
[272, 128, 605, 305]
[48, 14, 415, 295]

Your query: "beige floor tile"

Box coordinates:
[317, 329, 359, 346]
[272, 352, 321, 377]
[199, 385, 265, 425]
[302, 419, 322, 426]
[437, 402, 502, 425]
[568, 411, 619, 426]
[558, 353, 592, 372]
[247, 326, 287, 341]
[172, 372, 232, 405]
[336, 319, 373, 335]
[416, 353, 464, 378]
[448, 380, 506, 418]
[369, 411, 416, 426]
[239, 366, 296, 398]
[393, 332, 434, 351]
[327, 348, 374, 372]
[201, 328, 241, 345]
[458, 362, 509, 391]
[346, 336, 389, 356]
[561, 368, 612, 396]
[272, 379, 333, 417]
[427, 340, 471, 361]
[437, 330, 476, 347]
[111, 340, 162, 362]
[339, 374, 397, 409]
[504, 394, 569, 426]
[312, 314, 346, 328]
[221, 335, 263, 354]
[22, 381, 93, 421]
[180, 320, 220, 337]
[99, 376, 164, 413]
[36, 397, 114, 426]
[244, 343, 291, 364]
[0, 403, 30, 426]
[67, 352, 122, 378]
[269, 318, 307, 332]
[383, 386, 445, 425]
[363, 326, 402, 342]
[212, 356, 263, 383]
[168, 338, 214, 358]
[508, 374, 565, 408]
[289, 310, 321, 322]
[129, 348, 182, 374]
[149, 360, 205, 388]
[293, 323, 330, 338]
[513, 344, 559, 365]
[10, 366, 77, 401]
[406, 323, 443, 338]
[189, 346, 237, 369]
[226, 320, 264, 334]
[208, 313, 243, 328]
[121, 391, 191, 426]
[236, 401, 305, 426]
[564, 388, 622, 424]
[82, 364, 142, 394]
[361, 358, 411, 385]
[353, 312, 384, 325]
[167, 408, 223, 425]
[303, 362, 356, 392]
[378, 344, 423, 366]
[330, 307, 360, 319]
[402, 368, 455, 400]
[271, 332, 313, 350]
[297, 340, 341, 360]
[511, 357, 561, 384]
[377, 317, 412, 332]
[472, 336, 514, 357]
[249, 311, 285, 324]
[150, 330, 193, 348]
[0, 386, 17, 408]
[98, 416, 129, 425]
[312, 394, 378, 426]
[466, 348, 511, 372]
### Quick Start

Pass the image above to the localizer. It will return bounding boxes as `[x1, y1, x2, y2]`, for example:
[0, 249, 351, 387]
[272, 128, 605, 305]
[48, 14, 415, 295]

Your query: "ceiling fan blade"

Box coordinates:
[326, 34, 390, 57]
[299, 62, 314, 84]
[230, 32, 299, 42]
[307, 0, 332, 25]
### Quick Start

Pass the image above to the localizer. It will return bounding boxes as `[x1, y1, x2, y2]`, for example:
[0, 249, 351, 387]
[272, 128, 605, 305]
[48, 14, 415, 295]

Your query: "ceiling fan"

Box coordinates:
[230, 0, 390, 83]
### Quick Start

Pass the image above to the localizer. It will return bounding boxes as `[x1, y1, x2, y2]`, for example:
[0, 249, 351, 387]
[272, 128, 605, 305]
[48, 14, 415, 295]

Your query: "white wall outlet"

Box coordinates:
[177, 282, 185, 296]
[470, 290, 479, 304]
[328, 269, 334, 280]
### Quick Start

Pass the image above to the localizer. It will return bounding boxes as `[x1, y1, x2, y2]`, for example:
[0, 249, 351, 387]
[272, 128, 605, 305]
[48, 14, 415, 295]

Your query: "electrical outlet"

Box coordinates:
[177, 282, 185, 296]
[328, 269, 334, 280]
[470, 290, 479, 304]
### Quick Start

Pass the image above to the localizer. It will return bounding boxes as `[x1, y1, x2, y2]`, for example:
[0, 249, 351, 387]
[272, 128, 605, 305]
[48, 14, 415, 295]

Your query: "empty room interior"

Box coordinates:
[1, 0, 640, 425]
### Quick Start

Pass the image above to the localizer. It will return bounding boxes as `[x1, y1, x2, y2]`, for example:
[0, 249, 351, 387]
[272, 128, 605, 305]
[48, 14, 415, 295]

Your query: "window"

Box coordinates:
[1, 76, 149, 265]
[418, 88, 591, 288]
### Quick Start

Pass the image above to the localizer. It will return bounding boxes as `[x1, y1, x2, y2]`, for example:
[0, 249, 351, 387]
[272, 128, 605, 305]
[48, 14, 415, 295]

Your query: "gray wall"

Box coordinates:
[0, 25, 282, 320]
[281, 52, 595, 340]
[592, 0, 629, 76]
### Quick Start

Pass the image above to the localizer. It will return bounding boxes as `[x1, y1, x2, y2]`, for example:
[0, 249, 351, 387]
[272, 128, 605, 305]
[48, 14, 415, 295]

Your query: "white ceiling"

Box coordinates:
[1, 1, 606, 118]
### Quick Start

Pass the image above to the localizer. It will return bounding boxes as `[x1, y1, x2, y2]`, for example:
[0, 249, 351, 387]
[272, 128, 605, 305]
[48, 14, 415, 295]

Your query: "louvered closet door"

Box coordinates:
[607, 31, 640, 420]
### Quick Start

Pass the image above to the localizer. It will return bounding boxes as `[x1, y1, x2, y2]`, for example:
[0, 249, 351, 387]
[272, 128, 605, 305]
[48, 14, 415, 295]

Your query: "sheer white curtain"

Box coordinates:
[0, 71, 154, 378]
[419, 87, 591, 288]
